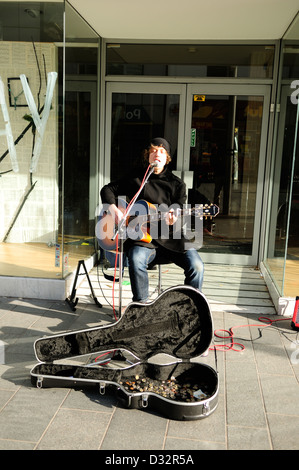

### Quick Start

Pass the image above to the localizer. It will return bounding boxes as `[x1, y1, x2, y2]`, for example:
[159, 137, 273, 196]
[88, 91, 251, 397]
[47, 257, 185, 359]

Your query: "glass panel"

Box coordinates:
[282, 45, 299, 79]
[107, 44, 275, 78]
[62, 85, 96, 272]
[0, 1, 99, 281]
[110, 93, 180, 181]
[285, 122, 299, 296]
[266, 93, 299, 296]
[0, 1, 63, 279]
[188, 94, 264, 255]
[265, 11, 299, 298]
[61, 3, 99, 277]
[0, 1, 63, 42]
[282, 12, 299, 79]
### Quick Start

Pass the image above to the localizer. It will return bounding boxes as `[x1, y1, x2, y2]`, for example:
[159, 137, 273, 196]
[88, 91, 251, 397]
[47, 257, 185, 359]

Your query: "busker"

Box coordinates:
[100, 137, 204, 302]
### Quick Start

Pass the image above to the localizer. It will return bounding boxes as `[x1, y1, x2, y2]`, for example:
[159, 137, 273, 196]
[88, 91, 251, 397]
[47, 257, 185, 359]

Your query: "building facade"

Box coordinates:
[0, 0, 298, 314]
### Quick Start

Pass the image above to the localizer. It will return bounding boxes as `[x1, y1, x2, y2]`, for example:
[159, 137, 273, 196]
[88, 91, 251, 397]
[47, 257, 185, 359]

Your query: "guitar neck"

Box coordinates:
[128, 204, 218, 224]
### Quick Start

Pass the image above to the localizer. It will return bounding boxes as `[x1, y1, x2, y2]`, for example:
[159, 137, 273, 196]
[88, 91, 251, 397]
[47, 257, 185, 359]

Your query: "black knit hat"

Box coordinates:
[149, 137, 171, 155]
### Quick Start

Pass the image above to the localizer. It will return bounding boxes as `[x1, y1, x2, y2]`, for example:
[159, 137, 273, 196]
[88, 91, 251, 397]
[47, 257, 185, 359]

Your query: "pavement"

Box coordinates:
[0, 271, 299, 451]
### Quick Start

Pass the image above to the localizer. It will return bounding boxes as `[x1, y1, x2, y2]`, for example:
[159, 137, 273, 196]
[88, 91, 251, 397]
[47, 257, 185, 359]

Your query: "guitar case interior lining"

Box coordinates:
[30, 286, 219, 421]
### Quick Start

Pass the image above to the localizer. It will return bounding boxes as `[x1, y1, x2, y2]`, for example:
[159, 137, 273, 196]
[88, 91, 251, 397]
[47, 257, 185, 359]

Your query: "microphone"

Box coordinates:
[150, 161, 159, 168]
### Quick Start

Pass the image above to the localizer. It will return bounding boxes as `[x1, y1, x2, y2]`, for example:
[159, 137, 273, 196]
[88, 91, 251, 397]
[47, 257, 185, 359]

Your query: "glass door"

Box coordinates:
[182, 84, 271, 265]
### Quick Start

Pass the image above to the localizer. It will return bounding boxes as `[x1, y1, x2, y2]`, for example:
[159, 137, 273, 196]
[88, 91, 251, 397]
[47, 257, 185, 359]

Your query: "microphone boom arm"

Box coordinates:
[113, 164, 155, 316]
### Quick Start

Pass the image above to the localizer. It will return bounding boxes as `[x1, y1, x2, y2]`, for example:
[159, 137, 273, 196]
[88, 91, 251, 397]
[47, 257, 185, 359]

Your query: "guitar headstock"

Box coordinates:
[194, 204, 219, 219]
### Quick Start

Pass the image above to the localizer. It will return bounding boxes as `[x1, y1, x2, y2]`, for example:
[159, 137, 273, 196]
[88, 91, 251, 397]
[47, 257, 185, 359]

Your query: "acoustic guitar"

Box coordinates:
[96, 198, 219, 252]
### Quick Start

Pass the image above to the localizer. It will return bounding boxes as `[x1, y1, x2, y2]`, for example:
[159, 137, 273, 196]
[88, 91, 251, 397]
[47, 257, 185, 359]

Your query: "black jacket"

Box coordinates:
[100, 167, 188, 253]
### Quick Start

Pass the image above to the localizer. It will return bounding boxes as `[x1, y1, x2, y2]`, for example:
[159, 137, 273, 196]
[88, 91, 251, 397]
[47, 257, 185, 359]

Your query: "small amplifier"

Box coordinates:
[291, 296, 299, 331]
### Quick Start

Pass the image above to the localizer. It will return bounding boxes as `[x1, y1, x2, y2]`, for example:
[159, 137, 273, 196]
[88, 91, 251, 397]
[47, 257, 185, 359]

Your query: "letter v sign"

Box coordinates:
[20, 71, 58, 172]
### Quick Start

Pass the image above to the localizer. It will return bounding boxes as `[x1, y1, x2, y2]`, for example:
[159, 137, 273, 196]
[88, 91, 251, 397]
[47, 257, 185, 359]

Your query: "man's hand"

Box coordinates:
[108, 204, 125, 224]
[165, 209, 178, 225]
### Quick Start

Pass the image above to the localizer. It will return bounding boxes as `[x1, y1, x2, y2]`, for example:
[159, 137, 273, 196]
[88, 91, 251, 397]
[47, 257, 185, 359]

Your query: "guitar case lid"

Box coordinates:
[34, 286, 213, 364]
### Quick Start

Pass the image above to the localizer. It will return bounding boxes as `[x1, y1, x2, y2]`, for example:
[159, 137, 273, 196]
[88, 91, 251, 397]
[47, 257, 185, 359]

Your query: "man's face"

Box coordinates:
[149, 145, 168, 168]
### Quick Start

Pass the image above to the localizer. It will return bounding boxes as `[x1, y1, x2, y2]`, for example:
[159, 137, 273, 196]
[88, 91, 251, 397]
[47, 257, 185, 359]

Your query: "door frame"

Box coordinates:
[104, 81, 271, 266]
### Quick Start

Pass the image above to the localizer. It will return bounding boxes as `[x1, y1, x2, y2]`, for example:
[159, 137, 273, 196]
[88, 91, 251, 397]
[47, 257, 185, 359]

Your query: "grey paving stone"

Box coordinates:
[225, 361, 267, 427]
[0, 386, 69, 442]
[37, 408, 112, 450]
[100, 408, 168, 450]
[267, 413, 299, 450]
[167, 394, 226, 445]
[227, 425, 271, 450]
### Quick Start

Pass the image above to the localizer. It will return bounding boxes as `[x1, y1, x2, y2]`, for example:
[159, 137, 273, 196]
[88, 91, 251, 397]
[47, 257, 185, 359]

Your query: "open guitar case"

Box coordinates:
[30, 286, 219, 421]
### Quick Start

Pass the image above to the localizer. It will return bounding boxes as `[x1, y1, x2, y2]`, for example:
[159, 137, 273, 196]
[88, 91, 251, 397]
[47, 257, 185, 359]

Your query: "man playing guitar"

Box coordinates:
[100, 137, 205, 303]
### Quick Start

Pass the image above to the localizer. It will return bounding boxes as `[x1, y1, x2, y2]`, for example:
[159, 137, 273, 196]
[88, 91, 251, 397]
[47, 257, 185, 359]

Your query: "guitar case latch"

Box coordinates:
[141, 394, 149, 408]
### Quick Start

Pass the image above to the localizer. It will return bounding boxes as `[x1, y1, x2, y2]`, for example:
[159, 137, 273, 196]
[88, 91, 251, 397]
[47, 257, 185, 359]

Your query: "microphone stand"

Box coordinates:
[113, 164, 156, 317]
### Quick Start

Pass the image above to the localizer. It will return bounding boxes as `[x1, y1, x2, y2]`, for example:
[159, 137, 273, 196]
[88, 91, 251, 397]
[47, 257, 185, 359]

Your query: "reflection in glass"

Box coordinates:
[61, 2, 99, 277]
[107, 44, 274, 79]
[62, 85, 97, 273]
[282, 46, 299, 79]
[266, 96, 299, 296]
[189, 95, 264, 256]
[265, 11, 299, 297]
[110, 93, 180, 181]
[0, 1, 99, 281]
[0, 1, 64, 279]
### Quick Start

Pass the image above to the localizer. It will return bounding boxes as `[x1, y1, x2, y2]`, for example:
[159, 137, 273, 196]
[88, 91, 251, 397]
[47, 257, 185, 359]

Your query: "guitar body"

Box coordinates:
[31, 286, 219, 421]
[96, 198, 157, 251]
[96, 198, 127, 252]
